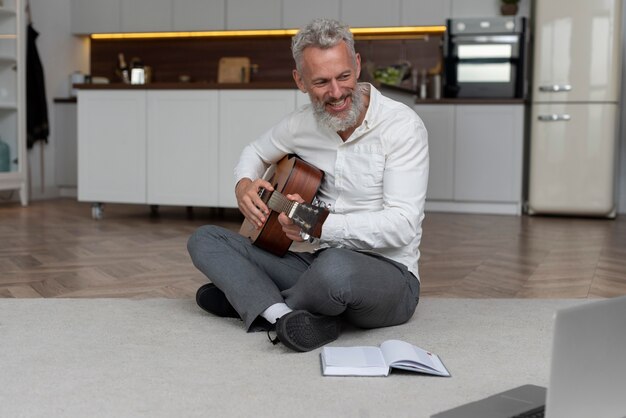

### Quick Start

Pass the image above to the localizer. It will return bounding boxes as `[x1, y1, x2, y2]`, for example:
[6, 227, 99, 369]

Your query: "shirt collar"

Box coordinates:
[359, 82, 380, 131]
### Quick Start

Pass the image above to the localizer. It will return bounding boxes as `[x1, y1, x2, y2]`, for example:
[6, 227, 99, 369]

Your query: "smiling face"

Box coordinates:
[293, 41, 365, 134]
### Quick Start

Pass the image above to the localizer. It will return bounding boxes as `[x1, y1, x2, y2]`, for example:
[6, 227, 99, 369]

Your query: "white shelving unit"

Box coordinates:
[0, 0, 27, 205]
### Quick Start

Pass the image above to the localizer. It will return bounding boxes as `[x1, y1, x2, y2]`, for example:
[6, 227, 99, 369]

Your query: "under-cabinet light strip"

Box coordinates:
[90, 26, 445, 40]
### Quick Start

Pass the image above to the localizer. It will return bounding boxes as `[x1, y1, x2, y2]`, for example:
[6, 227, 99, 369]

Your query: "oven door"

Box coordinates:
[446, 35, 521, 98]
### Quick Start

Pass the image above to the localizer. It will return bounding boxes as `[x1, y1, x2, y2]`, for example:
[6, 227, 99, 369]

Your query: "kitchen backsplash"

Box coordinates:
[90, 34, 443, 86]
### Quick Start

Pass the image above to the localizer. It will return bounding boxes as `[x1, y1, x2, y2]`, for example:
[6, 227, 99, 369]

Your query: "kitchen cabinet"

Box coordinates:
[147, 91, 219, 206]
[296, 90, 310, 108]
[54, 101, 78, 189]
[0, 0, 27, 205]
[401, 0, 450, 26]
[341, 0, 401, 27]
[449, 0, 531, 19]
[121, 0, 172, 33]
[77, 89, 298, 215]
[415, 103, 524, 214]
[283, 0, 340, 29]
[449, 0, 498, 18]
[70, 0, 121, 34]
[218, 90, 296, 207]
[173, 0, 225, 31]
[77, 91, 147, 204]
[454, 105, 523, 203]
[226, 0, 281, 30]
[79, 90, 221, 209]
[413, 104, 455, 200]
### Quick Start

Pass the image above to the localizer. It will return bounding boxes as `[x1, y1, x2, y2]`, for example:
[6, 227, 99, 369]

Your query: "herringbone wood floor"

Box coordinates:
[1, 199, 625, 299]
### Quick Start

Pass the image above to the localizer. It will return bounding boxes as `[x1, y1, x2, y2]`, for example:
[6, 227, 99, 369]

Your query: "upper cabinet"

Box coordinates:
[450, 0, 531, 18]
[226, 0, 281, 29]
[71, 0, 227, 34]
[173, 0, 225, 31]
[340, 0, 401, 27]
[71, 0, 121, 34]
[283, 0, 340, 29]
[121, 0, 172, 33]
[71, 0, 523, 34]
[400, 0, 450, 26]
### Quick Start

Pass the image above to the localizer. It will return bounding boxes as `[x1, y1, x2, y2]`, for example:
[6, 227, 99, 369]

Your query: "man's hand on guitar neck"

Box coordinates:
[235, 178, 274, 229]
[278, 193, 306, 242]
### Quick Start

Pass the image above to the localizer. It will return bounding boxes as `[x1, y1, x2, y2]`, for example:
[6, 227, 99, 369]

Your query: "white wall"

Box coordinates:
[26, 0, 89, 200]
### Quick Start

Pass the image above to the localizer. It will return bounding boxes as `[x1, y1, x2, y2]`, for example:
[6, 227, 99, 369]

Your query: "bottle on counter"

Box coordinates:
[117, 53, 130, 84]
[419, 69, 428, 99]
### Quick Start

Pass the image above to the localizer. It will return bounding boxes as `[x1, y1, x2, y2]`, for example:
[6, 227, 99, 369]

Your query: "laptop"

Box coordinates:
[432, 296, 626, 418]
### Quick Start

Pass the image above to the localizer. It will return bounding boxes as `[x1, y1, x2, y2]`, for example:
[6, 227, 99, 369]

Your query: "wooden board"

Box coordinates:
[217, 57, 251, 83]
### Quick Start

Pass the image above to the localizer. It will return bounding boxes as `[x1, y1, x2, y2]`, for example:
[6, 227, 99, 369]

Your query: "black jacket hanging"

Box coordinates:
[26, 23, 49, 149]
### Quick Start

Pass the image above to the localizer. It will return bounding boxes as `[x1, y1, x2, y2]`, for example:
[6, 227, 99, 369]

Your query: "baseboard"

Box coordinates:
[425, 200, 522, 215]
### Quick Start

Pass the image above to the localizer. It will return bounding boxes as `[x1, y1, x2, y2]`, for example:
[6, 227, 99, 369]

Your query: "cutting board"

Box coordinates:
[218, 57, 251, 83]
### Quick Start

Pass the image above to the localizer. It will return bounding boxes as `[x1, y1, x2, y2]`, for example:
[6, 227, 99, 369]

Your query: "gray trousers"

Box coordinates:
[187, 225, 420, 330]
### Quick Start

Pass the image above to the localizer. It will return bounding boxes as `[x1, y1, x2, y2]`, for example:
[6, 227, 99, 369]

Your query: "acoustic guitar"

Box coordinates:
[239, 155, 329, 256]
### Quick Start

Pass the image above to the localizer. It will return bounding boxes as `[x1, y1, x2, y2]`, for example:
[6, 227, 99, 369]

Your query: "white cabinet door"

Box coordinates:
[341, 0, 401, 27]
[226, 0, 281, 29]
[218, 90, 296, 207]
[528, 103, 618, 215]
[414, 104, 455, 200]
[77, 91, 146, 203]
[54, 102, 78, 188]
[121, 0, 172, 32]
[533, 0, 622, 102]
[147, 91, 219, 206]
[449, 0, 498, 18]
[296, 90, 310, 108]
[401, 0, 450, 26]
[71, 0, 121, 34]
[282, 0, 340, 29]
[454, 105, 523, 203]
[173, 0, 225, 31]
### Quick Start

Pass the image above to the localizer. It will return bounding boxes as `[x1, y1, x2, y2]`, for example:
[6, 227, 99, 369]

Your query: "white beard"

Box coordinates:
[311, 85, 365, 133]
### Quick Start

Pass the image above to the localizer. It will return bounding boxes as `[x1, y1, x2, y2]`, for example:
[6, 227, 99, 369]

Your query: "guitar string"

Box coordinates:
[267, 190, 295, 214]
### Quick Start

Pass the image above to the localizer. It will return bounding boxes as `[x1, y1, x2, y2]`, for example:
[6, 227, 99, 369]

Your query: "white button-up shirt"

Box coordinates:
[235, 83, 429, 279]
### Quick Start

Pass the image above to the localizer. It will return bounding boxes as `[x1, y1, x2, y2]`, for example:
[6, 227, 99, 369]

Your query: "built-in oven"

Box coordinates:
[444, 17, 527, 98]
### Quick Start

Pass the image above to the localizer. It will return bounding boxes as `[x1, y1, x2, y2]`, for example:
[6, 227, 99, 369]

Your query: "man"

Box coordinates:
[188, 18, 428, 352]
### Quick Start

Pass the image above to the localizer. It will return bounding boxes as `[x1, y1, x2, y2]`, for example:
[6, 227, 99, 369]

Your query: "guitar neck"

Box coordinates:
[264, 188, 328, 238]
[266, 190, 297, 217]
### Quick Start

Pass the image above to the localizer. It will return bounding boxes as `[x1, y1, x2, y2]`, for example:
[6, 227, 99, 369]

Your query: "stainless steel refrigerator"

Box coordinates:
[527, 0, 622, 217]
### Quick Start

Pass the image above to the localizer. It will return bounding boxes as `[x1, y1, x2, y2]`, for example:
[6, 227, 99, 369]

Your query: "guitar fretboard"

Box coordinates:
[267, 190, 296, 216]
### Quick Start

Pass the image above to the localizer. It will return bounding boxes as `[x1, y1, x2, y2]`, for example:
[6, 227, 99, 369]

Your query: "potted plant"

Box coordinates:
[501, 0, 520, 16]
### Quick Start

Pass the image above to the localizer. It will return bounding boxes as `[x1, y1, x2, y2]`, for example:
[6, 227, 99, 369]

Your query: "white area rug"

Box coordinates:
[0, 298, 584, 417]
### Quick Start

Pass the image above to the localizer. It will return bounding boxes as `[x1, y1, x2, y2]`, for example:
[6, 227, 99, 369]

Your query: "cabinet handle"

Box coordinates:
[539, 84, 572, 92]
[537, 114, 571, 122]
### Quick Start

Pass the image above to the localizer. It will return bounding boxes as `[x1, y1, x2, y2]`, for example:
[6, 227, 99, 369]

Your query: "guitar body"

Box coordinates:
[239, 155, 324, 256]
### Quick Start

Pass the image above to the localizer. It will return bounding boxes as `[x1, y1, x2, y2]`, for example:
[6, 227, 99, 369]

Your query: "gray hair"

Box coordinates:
[291, 19, 356, 72]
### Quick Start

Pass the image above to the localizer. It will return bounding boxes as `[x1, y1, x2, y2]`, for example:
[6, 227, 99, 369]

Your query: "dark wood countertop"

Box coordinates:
[379, 83, 527, 105]
[414, 98, 527, 105]
[74, 81, 298, 90]
[53, 97, 78, 103]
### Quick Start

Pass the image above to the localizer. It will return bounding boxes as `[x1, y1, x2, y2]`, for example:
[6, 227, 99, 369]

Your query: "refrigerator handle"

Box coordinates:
[538, 84, 572, 92]
[538, 114, 572, 122]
